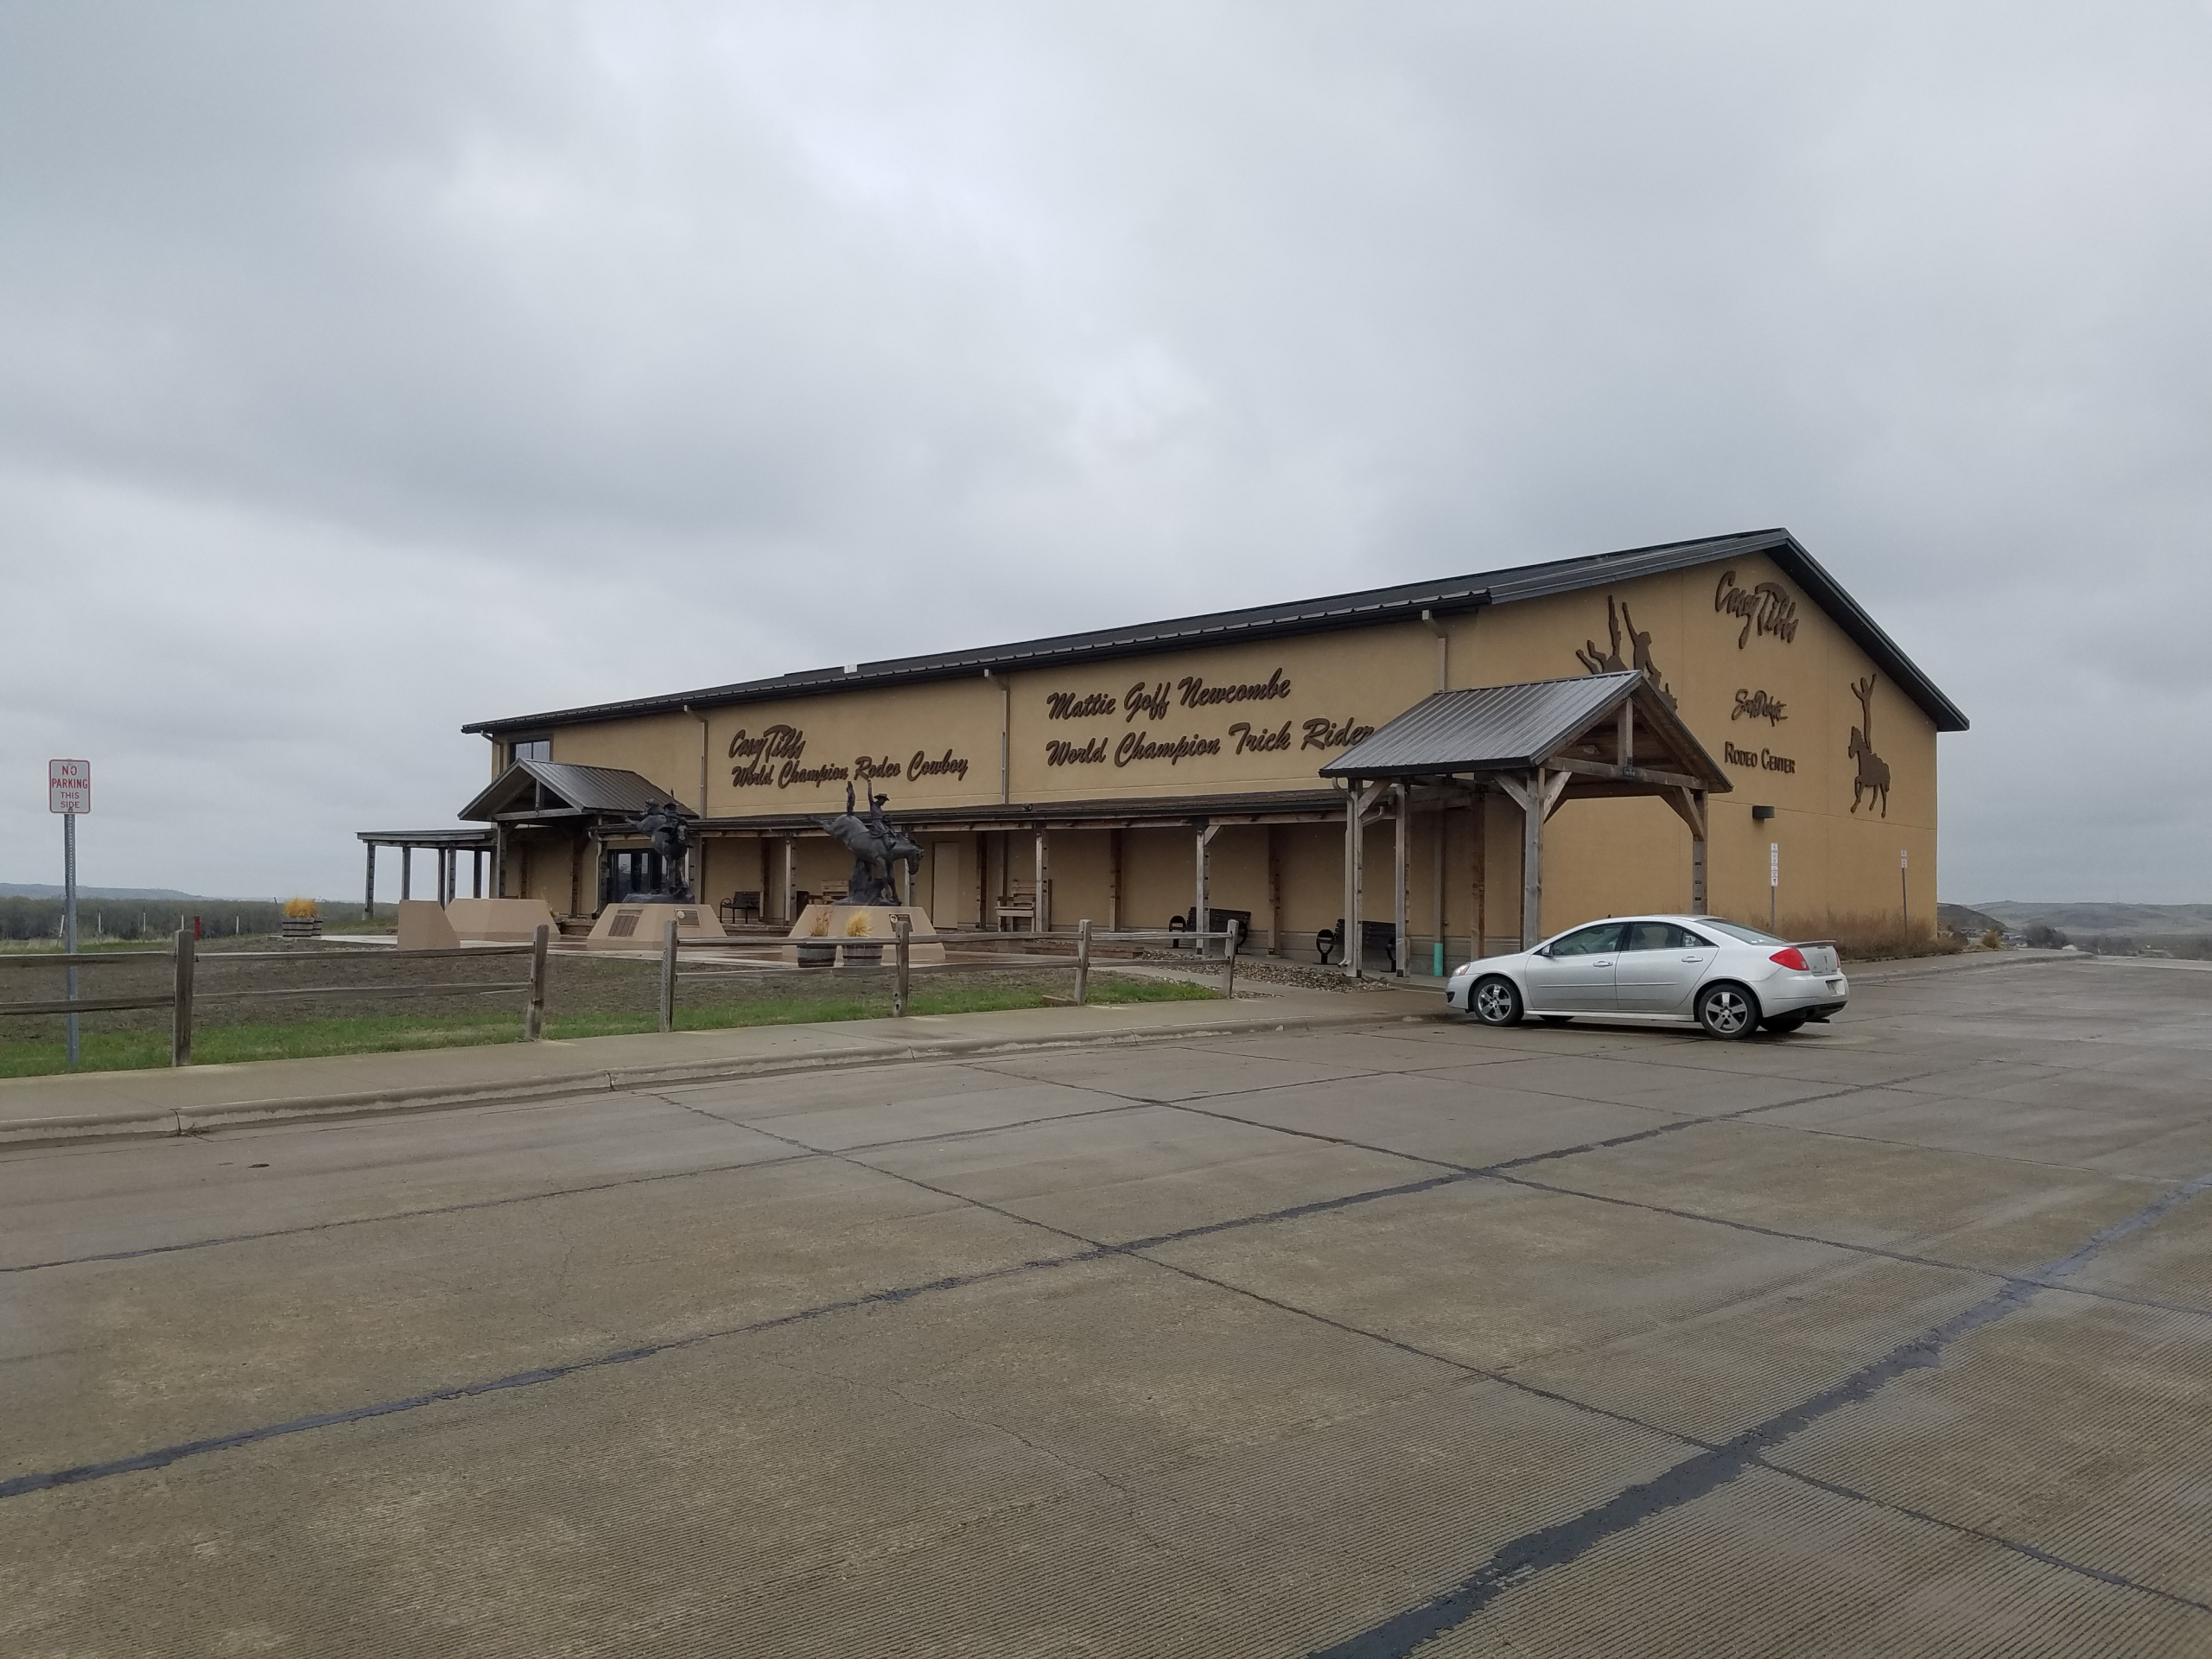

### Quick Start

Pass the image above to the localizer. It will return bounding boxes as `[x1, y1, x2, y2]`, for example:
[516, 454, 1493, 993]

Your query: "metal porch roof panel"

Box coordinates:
[458, 760, 685, 823]
[1319, 673, 1646, 777]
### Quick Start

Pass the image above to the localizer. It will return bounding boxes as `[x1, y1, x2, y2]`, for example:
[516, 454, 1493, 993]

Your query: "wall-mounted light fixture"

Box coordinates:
[1751, 804, 1776, 821]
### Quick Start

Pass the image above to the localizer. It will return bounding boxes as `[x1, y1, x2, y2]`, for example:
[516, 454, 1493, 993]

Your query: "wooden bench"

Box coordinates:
[995, 882, 1038, 931]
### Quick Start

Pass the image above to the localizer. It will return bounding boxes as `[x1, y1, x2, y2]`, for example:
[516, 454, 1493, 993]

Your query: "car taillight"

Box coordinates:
[1770, 946, 1808, 970]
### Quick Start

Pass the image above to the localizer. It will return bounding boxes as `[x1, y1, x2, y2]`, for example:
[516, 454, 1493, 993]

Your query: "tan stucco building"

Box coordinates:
[373, 530, 1965, 968]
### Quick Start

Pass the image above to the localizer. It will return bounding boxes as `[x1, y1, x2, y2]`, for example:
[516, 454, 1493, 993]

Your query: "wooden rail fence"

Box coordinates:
[650, 917, 1242, 1027]
[0, 925, 551, 1065]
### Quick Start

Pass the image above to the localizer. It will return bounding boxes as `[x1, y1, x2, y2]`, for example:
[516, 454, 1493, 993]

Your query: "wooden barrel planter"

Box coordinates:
[794, 939, 836, 968]
[281, 916, 324, 941]
[840, 943, 884, 966]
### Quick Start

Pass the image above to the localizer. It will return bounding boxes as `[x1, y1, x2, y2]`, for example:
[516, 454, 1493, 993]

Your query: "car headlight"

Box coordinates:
[1453, 963, 1477, 976]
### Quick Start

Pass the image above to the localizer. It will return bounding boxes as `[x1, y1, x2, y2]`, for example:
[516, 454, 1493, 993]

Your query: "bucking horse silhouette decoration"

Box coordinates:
[1847, 674, 1891, 817]
[818, 784, 925, 906]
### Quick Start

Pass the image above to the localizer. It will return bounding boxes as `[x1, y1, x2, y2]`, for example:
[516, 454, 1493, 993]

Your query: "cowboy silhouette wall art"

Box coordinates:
[1575, 595, 1675, 707]
[1847, 673, 1891, 816]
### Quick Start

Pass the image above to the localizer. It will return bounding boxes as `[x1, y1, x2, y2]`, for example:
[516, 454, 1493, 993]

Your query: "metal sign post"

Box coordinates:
[1769, 842, 1779, 932]
[1900, 848, 1910, 940]
[48, 760, 92, 1067]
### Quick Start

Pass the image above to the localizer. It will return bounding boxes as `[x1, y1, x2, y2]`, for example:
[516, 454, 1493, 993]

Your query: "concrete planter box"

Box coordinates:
[280, 917, 323, 941]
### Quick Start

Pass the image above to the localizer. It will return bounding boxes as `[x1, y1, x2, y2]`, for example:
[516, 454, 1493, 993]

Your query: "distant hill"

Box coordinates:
[1972, 901, 2212, 936]
[0, 882, 201, 900]
[1937, 903, 2006, 939]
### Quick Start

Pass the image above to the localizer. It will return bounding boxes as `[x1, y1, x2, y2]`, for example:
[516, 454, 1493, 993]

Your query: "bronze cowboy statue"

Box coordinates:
[627, 798, 694, 901]
[819, 784, 925, 906]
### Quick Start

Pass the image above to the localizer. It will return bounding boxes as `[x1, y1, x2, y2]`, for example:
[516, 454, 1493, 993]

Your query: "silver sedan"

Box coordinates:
[1443, 915, 1848, 1039]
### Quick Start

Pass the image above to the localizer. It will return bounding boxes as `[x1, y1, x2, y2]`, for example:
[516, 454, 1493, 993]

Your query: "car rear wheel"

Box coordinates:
[1471, 976, 1523, 1027]
[1696, 982, 1759, 1040]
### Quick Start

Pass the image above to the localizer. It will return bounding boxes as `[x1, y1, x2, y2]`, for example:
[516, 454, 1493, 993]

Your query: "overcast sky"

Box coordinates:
[3, 2, 2209, 905]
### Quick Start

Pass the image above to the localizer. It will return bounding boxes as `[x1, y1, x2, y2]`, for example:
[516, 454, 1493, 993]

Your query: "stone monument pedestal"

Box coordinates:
[783, 904, 946, 967]
[585, 901, 729, 950]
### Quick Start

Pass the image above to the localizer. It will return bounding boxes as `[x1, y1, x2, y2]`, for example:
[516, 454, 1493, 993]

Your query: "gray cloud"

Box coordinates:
[3, 1, 2207, 900]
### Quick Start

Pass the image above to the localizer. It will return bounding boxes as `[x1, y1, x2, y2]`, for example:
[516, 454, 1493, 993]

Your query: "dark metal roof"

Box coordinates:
[1321, 672, 1731, 791]
[463, 528, 1968, 736]
[458, 760, 688, 823]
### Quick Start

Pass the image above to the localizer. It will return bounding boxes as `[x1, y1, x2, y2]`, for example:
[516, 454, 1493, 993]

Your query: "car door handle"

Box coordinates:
[1592, 959, 1612, 967]
[1681, 955, 1703, 963]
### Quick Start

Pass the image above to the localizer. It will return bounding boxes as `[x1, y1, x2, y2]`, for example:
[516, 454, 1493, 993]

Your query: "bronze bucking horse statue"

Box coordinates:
[819, 784, 925, 906]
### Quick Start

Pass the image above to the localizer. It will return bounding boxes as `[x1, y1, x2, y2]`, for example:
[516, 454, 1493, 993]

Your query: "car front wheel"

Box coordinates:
[1696, 982, 1760, 1040]
[1471, 976, 1523, 1027]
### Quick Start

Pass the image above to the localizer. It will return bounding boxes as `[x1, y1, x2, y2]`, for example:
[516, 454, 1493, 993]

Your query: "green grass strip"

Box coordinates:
[0, 977, 1218, 1078]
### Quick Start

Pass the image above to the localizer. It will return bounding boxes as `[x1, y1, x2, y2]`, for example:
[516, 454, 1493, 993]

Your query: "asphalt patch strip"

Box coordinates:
[1303, 1167, 2212, 1657]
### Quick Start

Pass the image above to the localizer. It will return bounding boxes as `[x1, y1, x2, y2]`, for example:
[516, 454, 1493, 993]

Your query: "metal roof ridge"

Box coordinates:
[459, 527, 1964, 735]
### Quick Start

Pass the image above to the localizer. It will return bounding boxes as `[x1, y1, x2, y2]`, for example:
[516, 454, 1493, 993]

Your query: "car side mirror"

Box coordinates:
[1532, 944, 1551, 958]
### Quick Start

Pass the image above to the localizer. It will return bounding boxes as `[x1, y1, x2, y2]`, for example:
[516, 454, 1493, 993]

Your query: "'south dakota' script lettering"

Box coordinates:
[1732, 689, 1788, 725]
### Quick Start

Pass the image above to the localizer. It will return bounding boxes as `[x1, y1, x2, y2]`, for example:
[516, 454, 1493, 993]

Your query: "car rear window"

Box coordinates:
[1700, 918, 1786, 945]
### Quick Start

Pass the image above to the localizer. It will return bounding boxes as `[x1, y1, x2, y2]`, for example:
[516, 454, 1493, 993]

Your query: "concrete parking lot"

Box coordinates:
[4, 954, 2209, 1656]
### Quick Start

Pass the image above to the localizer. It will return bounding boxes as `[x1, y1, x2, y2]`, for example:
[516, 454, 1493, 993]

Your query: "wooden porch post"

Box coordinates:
[1266, 825, 1282, 955]
[1344, 785, 1363, 980]
[1108, 829, 1122, 932]
[1432, 804, 1446, 969]
[1194, 823, 1220, 957]
[1471, 786, 1486, 958]
[782, 835, 798, 923]
[363, 842, 376, 921]
[1393, 784, 1409, 977]
[1522, 768, 1542, 949]
[400, 846, 412, 902]
[1034, 828, 1049, 933]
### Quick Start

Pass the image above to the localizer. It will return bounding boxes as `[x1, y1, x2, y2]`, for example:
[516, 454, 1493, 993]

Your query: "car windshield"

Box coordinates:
[1700, 918, 1786, 945]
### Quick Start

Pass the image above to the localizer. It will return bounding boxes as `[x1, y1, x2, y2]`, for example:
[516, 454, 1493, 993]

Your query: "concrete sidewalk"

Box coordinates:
[0, 983, 1440, 1147]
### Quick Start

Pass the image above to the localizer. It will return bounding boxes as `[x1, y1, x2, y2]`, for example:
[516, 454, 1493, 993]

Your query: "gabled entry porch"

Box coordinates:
[1320, 671, 1732, 977]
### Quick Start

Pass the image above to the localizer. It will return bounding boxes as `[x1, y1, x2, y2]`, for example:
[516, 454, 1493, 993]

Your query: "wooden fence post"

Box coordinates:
[170, 929, 195, 1067]
[658, 919, 678, 1033]
[1224, 919, 1239, 1000]
[1074, 918, 1091, 1007]
[892, 912, 911, 1016]
[525, 924, 549, 1040]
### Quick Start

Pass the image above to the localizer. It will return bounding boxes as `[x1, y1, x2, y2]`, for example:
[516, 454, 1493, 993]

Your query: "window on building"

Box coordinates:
[510, 738, 551, 764]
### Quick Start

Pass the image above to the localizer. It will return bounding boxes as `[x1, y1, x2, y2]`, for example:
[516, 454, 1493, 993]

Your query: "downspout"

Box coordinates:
[982, 668, 1010, 804]
[1421, 610, 1448, 691]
